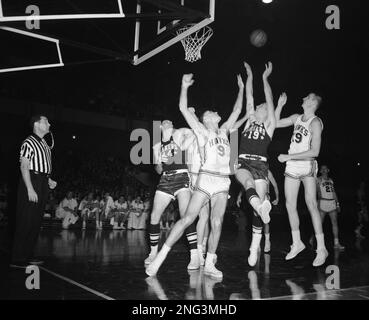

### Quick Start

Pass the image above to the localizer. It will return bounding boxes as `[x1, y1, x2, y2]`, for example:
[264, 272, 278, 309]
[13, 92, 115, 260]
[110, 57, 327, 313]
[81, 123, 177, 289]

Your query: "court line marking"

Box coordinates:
[39, 266, 115, 300]
[261, 285, 369, 300]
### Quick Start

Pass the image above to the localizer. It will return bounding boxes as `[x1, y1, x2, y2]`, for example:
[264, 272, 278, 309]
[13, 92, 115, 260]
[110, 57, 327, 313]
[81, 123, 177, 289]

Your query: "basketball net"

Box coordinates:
[176, 24, 213, 62]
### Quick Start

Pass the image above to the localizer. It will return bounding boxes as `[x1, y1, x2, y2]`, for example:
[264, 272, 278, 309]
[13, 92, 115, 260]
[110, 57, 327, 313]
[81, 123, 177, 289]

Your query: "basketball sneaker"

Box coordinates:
[204, 263, 223, 280]
[198, 247, 205, 266]
[312, 248, 328, 267]
[144, 253, 157, 265]
[187, 250, 200, 270]
[257, 199, 271, 224]
[285, 242, 306, 260]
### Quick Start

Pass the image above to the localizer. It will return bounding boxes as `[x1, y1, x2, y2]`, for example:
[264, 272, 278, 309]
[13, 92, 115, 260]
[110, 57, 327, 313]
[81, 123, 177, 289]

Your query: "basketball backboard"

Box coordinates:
[0, 0, 214, 73]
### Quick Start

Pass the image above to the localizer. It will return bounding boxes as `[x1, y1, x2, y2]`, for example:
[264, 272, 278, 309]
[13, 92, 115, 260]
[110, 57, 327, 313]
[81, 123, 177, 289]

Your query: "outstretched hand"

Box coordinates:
[278, 92, 287, 107]
[263, 61, 273, 79]
[182, 74, 194, 88]
[237, 74, 244, 89]
[243, 61, 252, 76]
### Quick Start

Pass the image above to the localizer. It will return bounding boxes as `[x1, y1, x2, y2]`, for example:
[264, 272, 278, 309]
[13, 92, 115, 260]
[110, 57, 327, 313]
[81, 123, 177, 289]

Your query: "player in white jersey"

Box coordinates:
[146, 73, 245, 279]
[313, 165, 344, 250]
[275, 92, 328, 266]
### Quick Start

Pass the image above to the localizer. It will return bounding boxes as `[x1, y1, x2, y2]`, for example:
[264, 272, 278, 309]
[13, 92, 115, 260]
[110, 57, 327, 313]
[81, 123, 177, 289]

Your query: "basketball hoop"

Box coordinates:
[176, 24, 213, 62]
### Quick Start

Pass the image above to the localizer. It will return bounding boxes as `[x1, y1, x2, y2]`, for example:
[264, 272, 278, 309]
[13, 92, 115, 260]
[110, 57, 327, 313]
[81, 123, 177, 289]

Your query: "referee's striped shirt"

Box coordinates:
[19, 133, 52, 174]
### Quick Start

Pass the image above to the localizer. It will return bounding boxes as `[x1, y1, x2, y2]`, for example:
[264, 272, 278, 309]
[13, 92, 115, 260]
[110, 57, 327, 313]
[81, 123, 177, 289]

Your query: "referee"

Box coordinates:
[11, 115, 57, 268]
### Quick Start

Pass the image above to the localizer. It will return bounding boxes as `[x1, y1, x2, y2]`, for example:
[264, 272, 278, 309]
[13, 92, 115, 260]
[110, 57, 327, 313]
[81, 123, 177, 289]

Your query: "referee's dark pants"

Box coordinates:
[12, 172, 49, 263]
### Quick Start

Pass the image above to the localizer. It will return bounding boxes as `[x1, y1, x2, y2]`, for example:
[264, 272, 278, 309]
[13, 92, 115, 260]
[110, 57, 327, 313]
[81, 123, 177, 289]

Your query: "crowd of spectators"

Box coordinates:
[0, 152, 181, 231]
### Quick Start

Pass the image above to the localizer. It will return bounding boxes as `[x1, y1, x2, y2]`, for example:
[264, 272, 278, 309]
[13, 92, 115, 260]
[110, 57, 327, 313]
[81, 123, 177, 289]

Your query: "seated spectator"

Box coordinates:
[44, 192, 58, 218]
[127, 195, 146, 230]
[55, 191, 79, 229]
[99, 192, 115, 229]
[80, 192, 100, 230]
[112, 195, 129, 230]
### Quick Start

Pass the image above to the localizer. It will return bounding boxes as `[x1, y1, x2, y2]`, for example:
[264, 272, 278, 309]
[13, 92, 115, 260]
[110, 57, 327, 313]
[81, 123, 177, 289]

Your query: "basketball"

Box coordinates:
[250, 29, 267, 47]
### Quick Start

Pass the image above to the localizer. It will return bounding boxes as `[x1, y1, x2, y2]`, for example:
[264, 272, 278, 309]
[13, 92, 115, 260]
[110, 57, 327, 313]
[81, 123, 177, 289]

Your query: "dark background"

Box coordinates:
[0, 0, 367, 212]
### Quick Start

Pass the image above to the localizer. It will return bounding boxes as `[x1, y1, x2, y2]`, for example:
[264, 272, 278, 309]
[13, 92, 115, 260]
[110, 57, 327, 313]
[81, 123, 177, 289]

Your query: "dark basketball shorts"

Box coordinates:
[237, 157, 269, 181]
[156, 171, 190, 200]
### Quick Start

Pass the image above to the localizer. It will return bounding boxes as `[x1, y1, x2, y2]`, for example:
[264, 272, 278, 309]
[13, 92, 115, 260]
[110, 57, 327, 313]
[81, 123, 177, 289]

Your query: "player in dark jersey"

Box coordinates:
[235, 61, 277, 266]
[144, 120, 200, 270]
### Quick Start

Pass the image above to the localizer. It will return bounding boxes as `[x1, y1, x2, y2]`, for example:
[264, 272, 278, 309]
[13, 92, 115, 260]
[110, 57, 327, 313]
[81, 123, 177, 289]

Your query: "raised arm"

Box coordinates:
[179, 74, 204, 130]
[274, 92, 298, 128]
[242, 61, 255, 132]
[231, 73, 249, 131]
[175, 127, 196, 151]
[262, 62, 276, 136]
[152, 143, 163, 175]
[232, 113, 249, 131]
[221, 74, 244, 131]
[278, 118, 323, 162]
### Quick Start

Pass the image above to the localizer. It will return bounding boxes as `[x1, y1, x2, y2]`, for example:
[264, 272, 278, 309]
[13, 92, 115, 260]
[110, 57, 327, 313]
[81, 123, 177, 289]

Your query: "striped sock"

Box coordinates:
[252, 213, 263, 233]
[185, 223, 198, 251]
[149, 223, 160, 253]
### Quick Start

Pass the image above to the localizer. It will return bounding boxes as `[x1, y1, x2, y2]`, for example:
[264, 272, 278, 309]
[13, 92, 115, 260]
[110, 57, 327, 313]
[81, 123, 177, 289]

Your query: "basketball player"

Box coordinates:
[144, 120, 200, 270]
[235, 61, 276, 267]
[190, 102, 250, 266]
[275, 92, 328, 266]
[312, 165, 344, 250]
[146, 73, 245, 279]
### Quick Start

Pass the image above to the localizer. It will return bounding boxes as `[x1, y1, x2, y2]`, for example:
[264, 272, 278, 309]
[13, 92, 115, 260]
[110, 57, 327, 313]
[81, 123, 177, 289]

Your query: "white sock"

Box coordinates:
[190, 248, 198, 257]
[250, 233, 262, 251]
[150, 245, 158, 256]
[334, 238, 339, 245]
[205, 253, 216, 267]
[292, 230, 301, 245]
[265, 233, 270, 242]
[315, 233, 326, 251]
